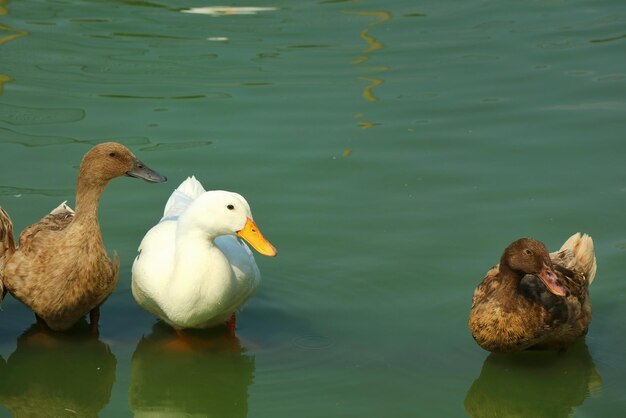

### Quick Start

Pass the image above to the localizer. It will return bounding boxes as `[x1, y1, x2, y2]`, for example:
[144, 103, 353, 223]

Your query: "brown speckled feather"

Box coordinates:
[0, 142, 164, 331]
[17, 202, 75, 253]
[0, 207, 16, 299]
[4, 205, 120, 330]
[469, 233, 596, 352]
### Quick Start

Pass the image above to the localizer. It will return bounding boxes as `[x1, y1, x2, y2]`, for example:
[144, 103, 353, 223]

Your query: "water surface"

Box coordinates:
[1, 0, 625, 416]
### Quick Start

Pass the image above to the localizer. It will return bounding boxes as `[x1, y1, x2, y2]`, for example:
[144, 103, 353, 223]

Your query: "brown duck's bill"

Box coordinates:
[538, 263, 568, 297]
[127, 158, 167, 183]
[237, 217, 278, 257]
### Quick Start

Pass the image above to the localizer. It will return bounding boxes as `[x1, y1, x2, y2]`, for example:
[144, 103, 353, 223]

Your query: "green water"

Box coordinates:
[1, 0, 625, 416]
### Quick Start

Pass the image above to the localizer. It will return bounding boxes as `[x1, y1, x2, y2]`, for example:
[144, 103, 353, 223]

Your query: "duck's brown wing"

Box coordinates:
[470, 265, 500, 309]
[0, 207, 16, 256]
[551, 252, 590, 300]
[529, 263, 591, 349]
[554, 264, 589, 300]
[18, 202, 75, 254]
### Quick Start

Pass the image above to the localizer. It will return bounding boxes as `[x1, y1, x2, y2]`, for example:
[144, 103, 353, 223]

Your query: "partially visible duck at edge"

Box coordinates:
[469, 233, 597, 352]
[0, 142, 166, 332]
[131, 176, 277, 333]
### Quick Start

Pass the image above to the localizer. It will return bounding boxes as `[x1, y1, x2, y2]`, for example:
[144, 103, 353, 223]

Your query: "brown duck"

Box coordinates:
[469, 233, 597, 352]
[0, 142, 166, 332]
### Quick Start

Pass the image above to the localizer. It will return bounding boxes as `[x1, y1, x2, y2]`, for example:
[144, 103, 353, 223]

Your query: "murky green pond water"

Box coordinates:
[1, 0, 625, 416]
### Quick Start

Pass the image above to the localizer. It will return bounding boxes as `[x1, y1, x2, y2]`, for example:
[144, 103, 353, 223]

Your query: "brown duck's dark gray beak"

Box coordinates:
[127, 158, 167, 183]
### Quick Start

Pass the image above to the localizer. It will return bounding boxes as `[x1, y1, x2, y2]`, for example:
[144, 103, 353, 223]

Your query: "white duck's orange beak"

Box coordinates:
[236, 217, 277, 257]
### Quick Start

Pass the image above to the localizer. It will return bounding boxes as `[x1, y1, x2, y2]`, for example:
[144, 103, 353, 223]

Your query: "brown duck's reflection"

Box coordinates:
[465, 341, 602, 418]
[0, 321, 116, 417]
[129, 322, 255, 418]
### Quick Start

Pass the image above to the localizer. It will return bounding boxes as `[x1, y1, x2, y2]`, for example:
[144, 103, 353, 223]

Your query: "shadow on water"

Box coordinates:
[129, 321, 255, 418]
[464, 341, 602, 418]
[0, 321, 116, 417]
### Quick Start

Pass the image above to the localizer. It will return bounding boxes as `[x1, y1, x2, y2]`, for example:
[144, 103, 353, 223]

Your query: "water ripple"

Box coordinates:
[590, 33, 626, 44]
[0, 127, 153, 148]
[0, 126, 79, 147]
[112, 32, 188, 40]
[0, 103, 84, 125]
[99, 94, 206, 100]
[292, 335, 334, 350]
[139, 141, 212, 152]
[0, 185, 71, 197]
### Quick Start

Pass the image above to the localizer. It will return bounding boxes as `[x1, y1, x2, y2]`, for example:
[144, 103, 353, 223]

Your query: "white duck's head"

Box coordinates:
[181, 190, 277, 257]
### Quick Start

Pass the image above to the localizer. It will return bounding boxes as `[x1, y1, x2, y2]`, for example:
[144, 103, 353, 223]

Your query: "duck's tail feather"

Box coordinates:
[559, 232, 597, 284]
[0, 207, 16, 302]
[161, 176, 206, 222]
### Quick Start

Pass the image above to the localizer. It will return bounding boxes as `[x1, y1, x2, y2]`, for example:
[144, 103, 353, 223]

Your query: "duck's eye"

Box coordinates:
[227, 204, 235, 210]
[109, 152, 117, 158]
[524, 249, 533, 256]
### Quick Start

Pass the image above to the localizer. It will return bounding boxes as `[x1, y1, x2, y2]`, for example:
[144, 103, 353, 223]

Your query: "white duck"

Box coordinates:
[131, 176, 277, 331]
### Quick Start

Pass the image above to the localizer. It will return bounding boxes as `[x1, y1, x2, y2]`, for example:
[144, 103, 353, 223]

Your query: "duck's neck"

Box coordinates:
[175, 225, 216, 259]
[73, 171, 109, 224]
[172, 217, 230, 280]
[498, 262, 524, 296]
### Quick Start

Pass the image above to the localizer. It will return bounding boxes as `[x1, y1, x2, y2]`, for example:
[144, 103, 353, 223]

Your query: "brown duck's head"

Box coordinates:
[500, 237, 568, 297]
[79, 142, 167, 184]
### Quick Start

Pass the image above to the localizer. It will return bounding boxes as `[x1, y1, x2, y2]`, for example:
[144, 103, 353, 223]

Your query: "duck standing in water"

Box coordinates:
[131, 176, 277, 332]
[469, 233, 597, 352]
[0, 142, 166, 332]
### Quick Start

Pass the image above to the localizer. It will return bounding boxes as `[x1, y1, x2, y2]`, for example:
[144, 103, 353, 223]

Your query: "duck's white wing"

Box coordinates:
[216, 236, 261, 282]
[161, 176, 206, 222]
[215, 235, 261, 313]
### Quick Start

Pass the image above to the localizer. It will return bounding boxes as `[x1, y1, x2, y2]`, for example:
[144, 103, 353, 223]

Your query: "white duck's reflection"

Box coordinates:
[465, 341, 601, 418]
[129, 321, 255, 418]
[0, 321, 116, 417]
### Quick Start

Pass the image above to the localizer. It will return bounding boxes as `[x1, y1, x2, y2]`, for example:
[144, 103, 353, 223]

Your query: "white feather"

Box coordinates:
[161, 176, 206, 222]
[132, 177, 274, 329]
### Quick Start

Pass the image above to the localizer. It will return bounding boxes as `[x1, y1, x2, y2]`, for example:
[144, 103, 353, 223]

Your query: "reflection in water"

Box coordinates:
[129, 322, 255, 418]
[182, 6, 277, 16]
[349, 10, 391, 129]
[0, 74, 10, 95]
[0, 0, 28, 95]
[360, 76, 384, 102]
[0, 23, 25, 46]
[465, 342, 602, 418]
[0, 322, 117, 417]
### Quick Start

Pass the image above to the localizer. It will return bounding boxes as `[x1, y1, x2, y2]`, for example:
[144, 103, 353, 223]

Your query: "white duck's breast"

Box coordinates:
[131, 221, 177, 319]
[133, 234, 260, 328]
[168, 239, 260, 328]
